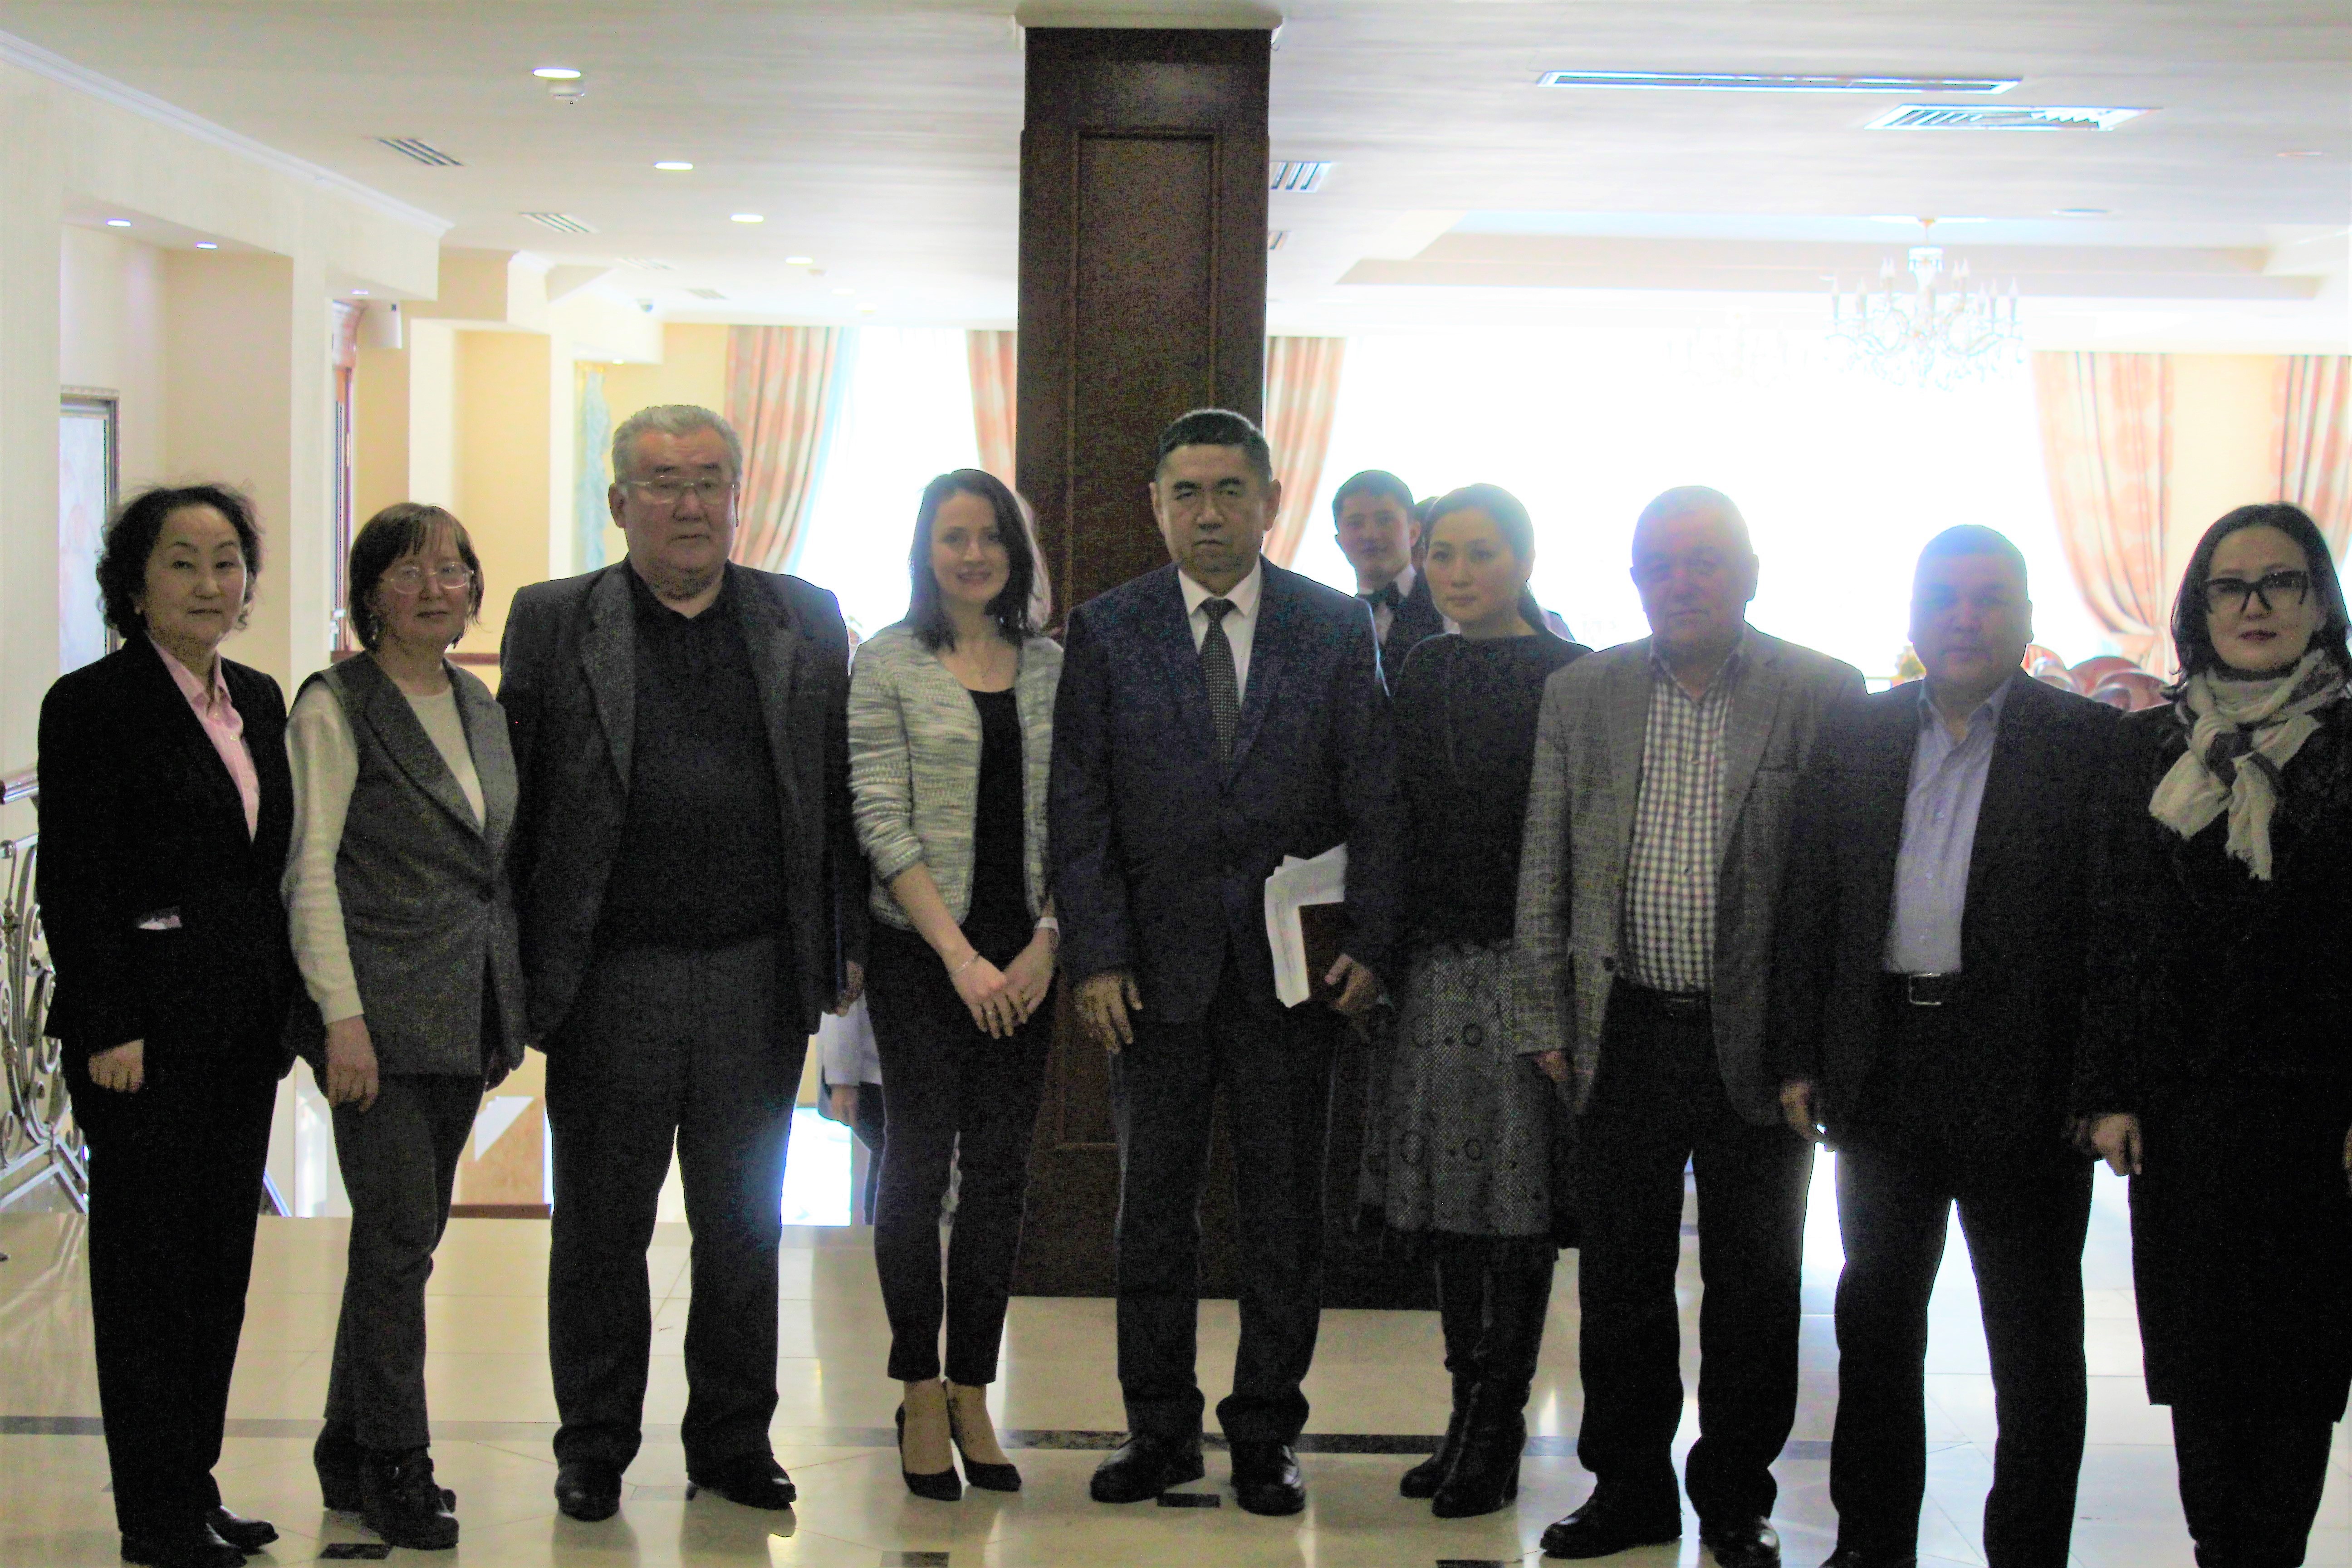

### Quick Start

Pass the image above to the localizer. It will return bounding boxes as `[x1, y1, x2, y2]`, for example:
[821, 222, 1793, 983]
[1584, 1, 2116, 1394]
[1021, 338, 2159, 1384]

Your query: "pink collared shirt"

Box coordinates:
[151, 636, 260, 839]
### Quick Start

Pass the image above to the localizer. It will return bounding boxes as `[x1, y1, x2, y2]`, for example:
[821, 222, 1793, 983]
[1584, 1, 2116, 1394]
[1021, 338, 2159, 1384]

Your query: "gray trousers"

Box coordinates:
[545, 935, 801, 1473]
[323, 1074, 482, 1452]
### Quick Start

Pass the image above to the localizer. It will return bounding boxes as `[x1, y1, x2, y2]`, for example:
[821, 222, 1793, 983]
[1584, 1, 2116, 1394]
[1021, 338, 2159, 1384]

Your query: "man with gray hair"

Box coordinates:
[501, 403, 865, 1522]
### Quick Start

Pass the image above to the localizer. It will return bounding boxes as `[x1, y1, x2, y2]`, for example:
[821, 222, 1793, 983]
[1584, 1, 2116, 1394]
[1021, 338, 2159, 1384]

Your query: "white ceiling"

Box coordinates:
[7, 0, 2347, 348]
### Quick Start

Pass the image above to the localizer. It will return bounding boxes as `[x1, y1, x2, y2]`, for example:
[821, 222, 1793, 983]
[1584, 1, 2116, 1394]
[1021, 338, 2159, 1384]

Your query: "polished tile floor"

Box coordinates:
[0, 1160, 2344, 1567]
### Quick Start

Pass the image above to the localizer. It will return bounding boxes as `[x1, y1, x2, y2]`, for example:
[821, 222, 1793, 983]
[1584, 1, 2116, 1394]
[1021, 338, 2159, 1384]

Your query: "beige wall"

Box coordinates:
[453, 331, 553, 658]
[58, 225, 164, 489]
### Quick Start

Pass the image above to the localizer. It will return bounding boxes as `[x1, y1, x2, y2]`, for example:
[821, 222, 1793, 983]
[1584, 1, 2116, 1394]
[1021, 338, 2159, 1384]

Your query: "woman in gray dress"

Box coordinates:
[1362, 484, 1587, 1518]
[285, 503, 524, 1552]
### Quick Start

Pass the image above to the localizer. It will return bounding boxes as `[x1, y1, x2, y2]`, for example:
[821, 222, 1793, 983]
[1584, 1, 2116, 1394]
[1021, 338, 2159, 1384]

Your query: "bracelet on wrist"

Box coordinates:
[948, 951, 982, 979]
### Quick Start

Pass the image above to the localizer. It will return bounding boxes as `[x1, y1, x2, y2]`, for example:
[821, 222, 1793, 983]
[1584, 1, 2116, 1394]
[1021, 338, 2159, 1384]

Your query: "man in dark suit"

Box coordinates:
[1517, 487, 1863, 1568]
[1333, 468, 1449, 685]
[500, 404, 864, 1522]
[1773, 526, 2114, 1568]
[1051, 408, 1404, 1516]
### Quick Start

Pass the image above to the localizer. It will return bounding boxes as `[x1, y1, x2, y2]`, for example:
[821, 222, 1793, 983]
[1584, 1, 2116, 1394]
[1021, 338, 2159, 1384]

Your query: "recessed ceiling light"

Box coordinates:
[532, 66, 582, 80]
[784, 255, 814, 265]
[2278, 149, 2323, 158]
[351, 289, 370, 296]
[105, 219, 131, 227]
[730, 212, 764, 224]
[194, 241, 218, 249]
[857, 304, 878, 314]
[653, 161, 693, 171]
[1538, 71, 2020, 94]
[2054, 206, 2110, 216]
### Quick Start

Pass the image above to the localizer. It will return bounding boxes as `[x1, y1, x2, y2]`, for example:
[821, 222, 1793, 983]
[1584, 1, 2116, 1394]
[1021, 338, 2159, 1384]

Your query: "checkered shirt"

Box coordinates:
[1621, 643, 1743, 992]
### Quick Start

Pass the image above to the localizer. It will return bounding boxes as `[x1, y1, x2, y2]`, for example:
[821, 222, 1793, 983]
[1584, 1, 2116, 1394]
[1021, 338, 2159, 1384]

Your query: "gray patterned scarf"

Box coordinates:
[2148, 648, 2344, 880]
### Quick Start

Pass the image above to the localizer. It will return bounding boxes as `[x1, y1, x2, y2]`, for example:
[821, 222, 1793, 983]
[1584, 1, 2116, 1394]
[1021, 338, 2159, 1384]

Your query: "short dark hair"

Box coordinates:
[96, 483, 263, 639]
[906, 469, 1047, 652]
[2169, 501, 2352, 681]
[1424, 482, 1535, 564]
[1914, 524, 2029, 593]
[1152, 407, 1274, 485]
[1331, 469, 1413, 522]
[347, 503, 486, 652]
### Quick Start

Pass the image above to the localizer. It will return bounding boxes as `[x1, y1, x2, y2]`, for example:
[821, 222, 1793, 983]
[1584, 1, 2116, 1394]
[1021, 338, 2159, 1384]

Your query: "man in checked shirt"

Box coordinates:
[1514, 486, 1864, 1568]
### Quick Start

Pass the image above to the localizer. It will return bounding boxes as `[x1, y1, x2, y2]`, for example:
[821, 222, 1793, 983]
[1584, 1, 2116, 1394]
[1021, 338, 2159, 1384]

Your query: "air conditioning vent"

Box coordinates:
[616, 257, 676, 270]
[377, 136, 463, 166]
[1867, 104, 2147, 132]
[1538, 71, 2019, 94]
[688, 287, 727, 300]
[520, 212, 596, 235]
[1267, 230, 1289, 251]
[1270, 161, 1333, 194]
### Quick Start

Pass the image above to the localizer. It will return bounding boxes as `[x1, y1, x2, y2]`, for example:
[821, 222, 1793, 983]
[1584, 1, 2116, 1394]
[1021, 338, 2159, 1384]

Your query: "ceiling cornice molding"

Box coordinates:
[0, 26, 453, 237]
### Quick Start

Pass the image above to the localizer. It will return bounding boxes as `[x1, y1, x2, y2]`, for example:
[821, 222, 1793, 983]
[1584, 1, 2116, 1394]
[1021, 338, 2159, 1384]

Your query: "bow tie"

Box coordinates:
[1362, 582, 1402, 611]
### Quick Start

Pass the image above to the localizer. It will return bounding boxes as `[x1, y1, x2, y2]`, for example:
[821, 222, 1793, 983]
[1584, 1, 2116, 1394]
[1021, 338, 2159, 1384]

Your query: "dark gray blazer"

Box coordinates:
[287, 655, 526, 1080]
[499, 561, 865, 1042]
[1514, 629, 1865, 1124]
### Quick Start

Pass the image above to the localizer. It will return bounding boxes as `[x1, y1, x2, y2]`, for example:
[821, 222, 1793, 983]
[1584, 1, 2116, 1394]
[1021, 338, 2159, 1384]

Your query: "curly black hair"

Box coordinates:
[94, 483, 262, 638]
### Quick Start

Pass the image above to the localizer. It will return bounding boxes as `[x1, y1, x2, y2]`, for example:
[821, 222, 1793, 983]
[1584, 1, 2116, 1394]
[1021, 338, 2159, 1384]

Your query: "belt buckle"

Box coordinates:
[1905, 974, 1945, 1008]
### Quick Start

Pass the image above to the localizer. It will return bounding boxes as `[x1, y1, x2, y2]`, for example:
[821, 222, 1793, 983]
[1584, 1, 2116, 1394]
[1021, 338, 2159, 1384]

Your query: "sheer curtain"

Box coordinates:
[2033, 351, 2173, 669]
[725, 325, 854, 573]
[2278, 354, 2352, 559]
[967, 329, 1019, 488]
[1261, 336, 1348, 567]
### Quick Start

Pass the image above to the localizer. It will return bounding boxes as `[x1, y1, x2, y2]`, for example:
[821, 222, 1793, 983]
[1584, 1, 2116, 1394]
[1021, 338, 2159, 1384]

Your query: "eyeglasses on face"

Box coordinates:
[2203, 569, 2313, 616]
[625, 475, 736, 506]
[383, 563, 475, 595]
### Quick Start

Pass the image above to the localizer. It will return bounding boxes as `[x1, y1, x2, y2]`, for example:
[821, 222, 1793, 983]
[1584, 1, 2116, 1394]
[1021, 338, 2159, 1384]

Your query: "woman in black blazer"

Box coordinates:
[2080, 502, 2352, 1568]
[38, 484, 298, 1568]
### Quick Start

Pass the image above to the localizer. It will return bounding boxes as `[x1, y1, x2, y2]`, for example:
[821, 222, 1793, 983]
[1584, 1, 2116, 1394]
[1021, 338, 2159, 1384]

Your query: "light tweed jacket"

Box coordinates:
[1513, 629, 1864, 1125]
[848, 622, 1061, 932]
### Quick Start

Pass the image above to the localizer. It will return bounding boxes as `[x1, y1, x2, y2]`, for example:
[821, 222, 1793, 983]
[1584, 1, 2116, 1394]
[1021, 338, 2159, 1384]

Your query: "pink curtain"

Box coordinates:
[725, 325, 850, 573]
[967, 330, 1018, 487]
[2032, 350, 2173, 670]
[1260, 336, 1348, 567]
[2278, 355, 2352, 559]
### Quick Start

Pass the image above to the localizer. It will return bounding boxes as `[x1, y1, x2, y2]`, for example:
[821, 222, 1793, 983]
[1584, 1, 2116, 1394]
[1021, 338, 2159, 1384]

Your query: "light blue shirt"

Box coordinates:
[1883, 676, 2012, 974]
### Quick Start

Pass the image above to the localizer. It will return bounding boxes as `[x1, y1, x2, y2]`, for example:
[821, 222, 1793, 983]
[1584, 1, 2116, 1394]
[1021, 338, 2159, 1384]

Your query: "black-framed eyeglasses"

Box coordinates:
[2203, 569, 2312, 616]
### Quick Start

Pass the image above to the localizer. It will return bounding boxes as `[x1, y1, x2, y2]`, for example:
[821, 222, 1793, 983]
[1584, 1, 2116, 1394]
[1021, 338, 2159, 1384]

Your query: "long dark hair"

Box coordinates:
[1423, 481, 1555, 639]
[2167, 501, 2351, 681]
[96, 483, 263, 637]
[906, 469, 1046, 651]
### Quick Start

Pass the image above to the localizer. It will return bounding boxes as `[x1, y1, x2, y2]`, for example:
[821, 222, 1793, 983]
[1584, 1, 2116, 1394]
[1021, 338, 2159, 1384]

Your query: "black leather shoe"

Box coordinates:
[202, 1509, 276, 1554]
[554, 1460, 624, 1522]
[1088, 1434, 1205, 1503]
[1821, 1549, 1916, 1568]
[1539, 1489, 1683, 1558]
[362, 1447, 460, 1550]
[1229, 1440, 1306, 1517]
[119, 1525, 244, 1568]
[686, 1452, 798, 1510]
[1698, 1515, 1782, 1568]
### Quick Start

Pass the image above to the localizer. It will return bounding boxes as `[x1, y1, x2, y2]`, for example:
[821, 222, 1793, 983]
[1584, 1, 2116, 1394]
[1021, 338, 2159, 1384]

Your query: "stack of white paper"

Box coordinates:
[1264, 843, 1348, 1007]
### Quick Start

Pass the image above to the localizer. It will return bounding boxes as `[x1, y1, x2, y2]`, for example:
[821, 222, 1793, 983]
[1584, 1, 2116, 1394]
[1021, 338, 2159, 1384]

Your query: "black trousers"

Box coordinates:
[1110, 956, 1338, 1444]
[2171, 1400, 2339, 1568]
[322, 1074, 480, 1453]
[1573, 983, 1813, 1523]
[1829, 1002, 2093, 1568]
[546, 935, 800, 1473]
[67, 1050, 277, 1536]
[865, 923, 1050, 1385]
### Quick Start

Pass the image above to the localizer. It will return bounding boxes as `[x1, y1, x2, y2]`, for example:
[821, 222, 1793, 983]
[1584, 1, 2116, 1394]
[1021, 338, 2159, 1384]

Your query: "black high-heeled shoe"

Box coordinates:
[896, 1405, 963, 1501]
[946, 1386, 1022, 1493]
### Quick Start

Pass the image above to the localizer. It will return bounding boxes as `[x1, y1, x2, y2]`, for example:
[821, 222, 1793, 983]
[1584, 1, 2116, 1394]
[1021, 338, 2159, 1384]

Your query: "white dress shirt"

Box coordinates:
[1178, 555, 1264, 699]
[1362, 563, 1416, 645]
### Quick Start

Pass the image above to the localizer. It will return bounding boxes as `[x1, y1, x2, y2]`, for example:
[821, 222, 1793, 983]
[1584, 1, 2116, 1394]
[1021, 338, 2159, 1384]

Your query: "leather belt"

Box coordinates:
[1625, 984, 1711, 1019]
[1886, 971, 1964, 1008]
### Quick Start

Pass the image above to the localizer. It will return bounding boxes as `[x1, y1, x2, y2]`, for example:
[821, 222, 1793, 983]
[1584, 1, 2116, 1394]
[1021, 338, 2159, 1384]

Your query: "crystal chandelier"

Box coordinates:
[1828, 219, 2023, 390]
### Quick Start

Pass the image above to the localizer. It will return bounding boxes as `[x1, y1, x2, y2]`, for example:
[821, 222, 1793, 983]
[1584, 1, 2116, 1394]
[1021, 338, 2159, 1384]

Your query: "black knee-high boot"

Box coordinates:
[1402, 1242, 1488, 1498]
[1433, 1252, 1554, 1519]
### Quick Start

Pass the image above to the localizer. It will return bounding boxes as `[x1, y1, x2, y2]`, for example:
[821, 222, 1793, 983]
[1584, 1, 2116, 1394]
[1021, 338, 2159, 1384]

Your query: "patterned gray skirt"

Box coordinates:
[1358, 937, 1558, 1242]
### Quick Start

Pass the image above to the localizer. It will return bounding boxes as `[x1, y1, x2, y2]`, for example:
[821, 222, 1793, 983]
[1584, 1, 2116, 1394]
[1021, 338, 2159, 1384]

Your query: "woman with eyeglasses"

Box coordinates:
[2078, 501, 2352, 1568]
[284, 504, 525, 1551]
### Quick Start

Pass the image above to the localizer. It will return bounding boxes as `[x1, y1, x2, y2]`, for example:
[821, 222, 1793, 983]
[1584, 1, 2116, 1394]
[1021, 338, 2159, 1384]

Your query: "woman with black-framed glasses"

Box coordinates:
[2078, 500, 2352, 1568]
[285, 503, 524, 1551]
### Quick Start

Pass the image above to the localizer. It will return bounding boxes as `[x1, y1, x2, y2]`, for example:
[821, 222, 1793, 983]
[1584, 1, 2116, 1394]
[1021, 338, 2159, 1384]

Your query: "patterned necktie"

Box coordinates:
[1200, 598, 1240, 767]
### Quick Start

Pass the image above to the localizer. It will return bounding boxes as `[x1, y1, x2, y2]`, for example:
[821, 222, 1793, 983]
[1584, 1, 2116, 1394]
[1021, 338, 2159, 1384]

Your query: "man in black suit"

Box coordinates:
[1772, 526, 2113, 1568]
[1333, 469, 1449, 685]
[500, 404, 864, 1522]
[1050, 408, 1404, 1516]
